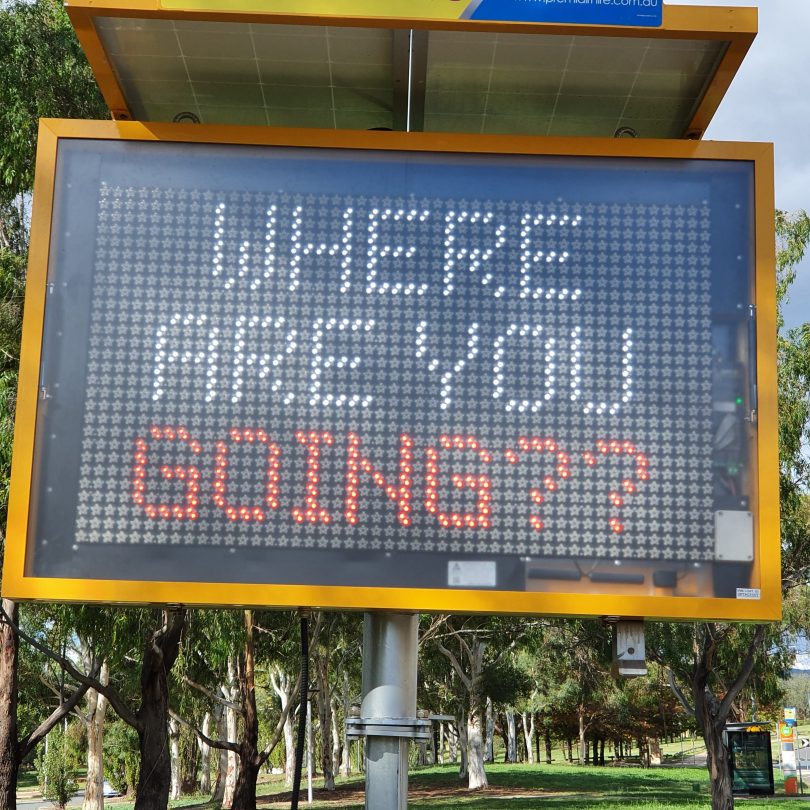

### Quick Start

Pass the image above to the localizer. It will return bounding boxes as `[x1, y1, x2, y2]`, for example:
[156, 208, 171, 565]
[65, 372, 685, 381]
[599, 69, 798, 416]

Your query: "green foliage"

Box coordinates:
[35, 726, 79, 809]
[481, 657, 532, 707]
[775, 210, 810, 589]
[648, 620, 791, 734]
[776, 210, 810, 320]
[104, 720, 140, 796]
[0, 226, 24, 528]
[782, 672, 810, 720]
[0, 0, 106, 549]
[0, 0, 107, 204]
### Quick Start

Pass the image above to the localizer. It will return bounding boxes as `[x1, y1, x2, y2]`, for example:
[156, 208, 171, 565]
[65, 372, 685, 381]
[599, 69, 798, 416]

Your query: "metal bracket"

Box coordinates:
[346, 716, 432, 741]
[611, 620, 647, 678]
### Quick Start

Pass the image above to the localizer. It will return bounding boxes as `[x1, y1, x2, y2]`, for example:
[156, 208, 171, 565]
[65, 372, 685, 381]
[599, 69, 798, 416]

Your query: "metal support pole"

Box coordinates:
[307, 697, 313, 804]
[360, 612, 420, 810]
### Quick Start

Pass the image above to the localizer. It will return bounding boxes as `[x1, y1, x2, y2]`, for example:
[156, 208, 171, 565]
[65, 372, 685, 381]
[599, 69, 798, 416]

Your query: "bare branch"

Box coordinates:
[716, 625, 766, 726]
[269, 667, 290, 700]
[667, 669, 696, 718]
[435, 640, 472, 692]
[445, 625, 474, 664]
[418, 619, 446, 647]
[19, 675, 98, 758]
[0, 605, 139, 730]
[258, 669, 302, 766]
[182, 674, 244, 715]
[38, 674, 63, 701]
[168, 708, 240, 754]
[489, 638, 519, 668]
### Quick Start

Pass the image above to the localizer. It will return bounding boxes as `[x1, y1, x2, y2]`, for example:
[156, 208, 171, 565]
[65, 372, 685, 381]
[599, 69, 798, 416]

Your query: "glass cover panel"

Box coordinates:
[30, 138, 757, 604]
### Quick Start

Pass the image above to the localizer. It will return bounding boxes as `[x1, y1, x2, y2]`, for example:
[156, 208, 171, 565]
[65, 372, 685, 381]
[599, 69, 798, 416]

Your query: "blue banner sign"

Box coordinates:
[466, 0, 663, 27]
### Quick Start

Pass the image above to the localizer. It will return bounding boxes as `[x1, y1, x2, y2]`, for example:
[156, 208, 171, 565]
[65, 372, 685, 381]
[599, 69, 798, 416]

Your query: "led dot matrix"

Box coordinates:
[25, 138, 757, 595]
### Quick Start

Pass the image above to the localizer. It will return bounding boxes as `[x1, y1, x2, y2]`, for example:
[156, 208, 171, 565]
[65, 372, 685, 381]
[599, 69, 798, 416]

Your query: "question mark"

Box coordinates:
[504, 436, 571, 532]
[581, 439, 649, 534]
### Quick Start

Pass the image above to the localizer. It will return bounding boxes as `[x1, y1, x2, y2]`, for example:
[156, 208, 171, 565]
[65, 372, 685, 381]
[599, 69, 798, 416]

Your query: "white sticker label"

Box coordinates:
[736, 588, 761, 600]
[448, 561, 497, 588]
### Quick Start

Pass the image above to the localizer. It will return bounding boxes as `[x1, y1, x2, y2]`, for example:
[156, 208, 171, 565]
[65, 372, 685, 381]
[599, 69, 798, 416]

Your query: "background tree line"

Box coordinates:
[0, 3, 808, 810]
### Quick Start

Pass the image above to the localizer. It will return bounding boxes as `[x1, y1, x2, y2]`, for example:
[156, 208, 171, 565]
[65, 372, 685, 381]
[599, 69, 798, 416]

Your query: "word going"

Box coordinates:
[132, 427, 650, 535]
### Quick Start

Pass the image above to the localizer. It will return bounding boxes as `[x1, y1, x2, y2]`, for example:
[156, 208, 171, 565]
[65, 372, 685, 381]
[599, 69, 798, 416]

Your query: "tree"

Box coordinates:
[0, 2, 106, 807]
[104, 720, 140, 796]
[0, 603, 96, 810]
[0, 0, 106, 200]
[172, 609, 322, 810]
[4, 606, 186, 810]
[422, 615, 532, 789]
[782, 671, 810, 721]
[776, 211, 810, 589]
[36, 726, 79, 810]
[650, 622, 790, 808]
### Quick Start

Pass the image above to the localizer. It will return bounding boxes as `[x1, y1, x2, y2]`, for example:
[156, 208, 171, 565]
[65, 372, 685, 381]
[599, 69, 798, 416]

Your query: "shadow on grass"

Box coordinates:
[410, 798, 710, 810]
[143, 762, 786, 810]
[16, 771, 39, 791]
[249, 763, 719, 809]
[409, 763, 710, 794]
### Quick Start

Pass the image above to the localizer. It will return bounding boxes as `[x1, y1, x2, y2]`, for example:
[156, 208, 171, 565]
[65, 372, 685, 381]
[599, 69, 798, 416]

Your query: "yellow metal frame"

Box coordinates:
[64, 1, 756, 139]
[2, 118, 779, 621]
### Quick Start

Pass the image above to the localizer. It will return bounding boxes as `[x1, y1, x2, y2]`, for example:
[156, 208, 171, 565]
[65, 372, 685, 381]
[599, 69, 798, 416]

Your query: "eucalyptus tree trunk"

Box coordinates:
[457, 717, 468, 779]
[270, 666, 295, 786]
[0, 600, 18, 810]
[438, 722, 445, 765]
[340, 670, 351, 777]
[315, 650, 335, 790]
[521, 712, 535, 764]
[82, 663, 110, 810]
[467, 695, 487, 789]
[199, 712, 212, 794]
[694, 668, 736, 810]
[506, 711, 516, 763]
[232, 612, 262, 810]
[484, 698, 494, 762]
[436, 635, 488, 789]
[703, 712, 733, 810]
[211, 703, 228, 804]
[578, 707, 587, 764]
[330, 698, 341, 780]
[223, 658, 239, 809]
[545, 729, 553, 764]
[134, 608, 185, 810]
[169, 717, 181, 800]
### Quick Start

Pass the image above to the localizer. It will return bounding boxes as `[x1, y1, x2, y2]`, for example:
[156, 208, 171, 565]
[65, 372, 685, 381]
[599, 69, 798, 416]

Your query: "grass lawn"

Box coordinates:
[15, 770, 38, 791]
[105, 762, 797, 810]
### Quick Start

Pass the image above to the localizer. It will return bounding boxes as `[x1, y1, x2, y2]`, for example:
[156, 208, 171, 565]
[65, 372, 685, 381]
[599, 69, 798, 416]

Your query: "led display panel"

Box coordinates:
[3, 121, 778, 620]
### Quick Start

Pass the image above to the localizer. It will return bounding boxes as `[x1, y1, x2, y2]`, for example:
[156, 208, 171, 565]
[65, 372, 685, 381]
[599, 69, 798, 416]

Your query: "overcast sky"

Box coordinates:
[673, 0, 809, 329]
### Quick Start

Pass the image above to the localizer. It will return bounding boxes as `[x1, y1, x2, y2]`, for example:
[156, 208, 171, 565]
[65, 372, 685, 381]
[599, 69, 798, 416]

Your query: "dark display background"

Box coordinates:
[28, 139, 755, 593]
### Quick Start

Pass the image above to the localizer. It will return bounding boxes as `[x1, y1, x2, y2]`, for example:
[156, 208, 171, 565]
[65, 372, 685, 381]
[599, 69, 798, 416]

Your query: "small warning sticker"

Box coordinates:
[736, 588, 761, 600]
[448, 561, 497, 588]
